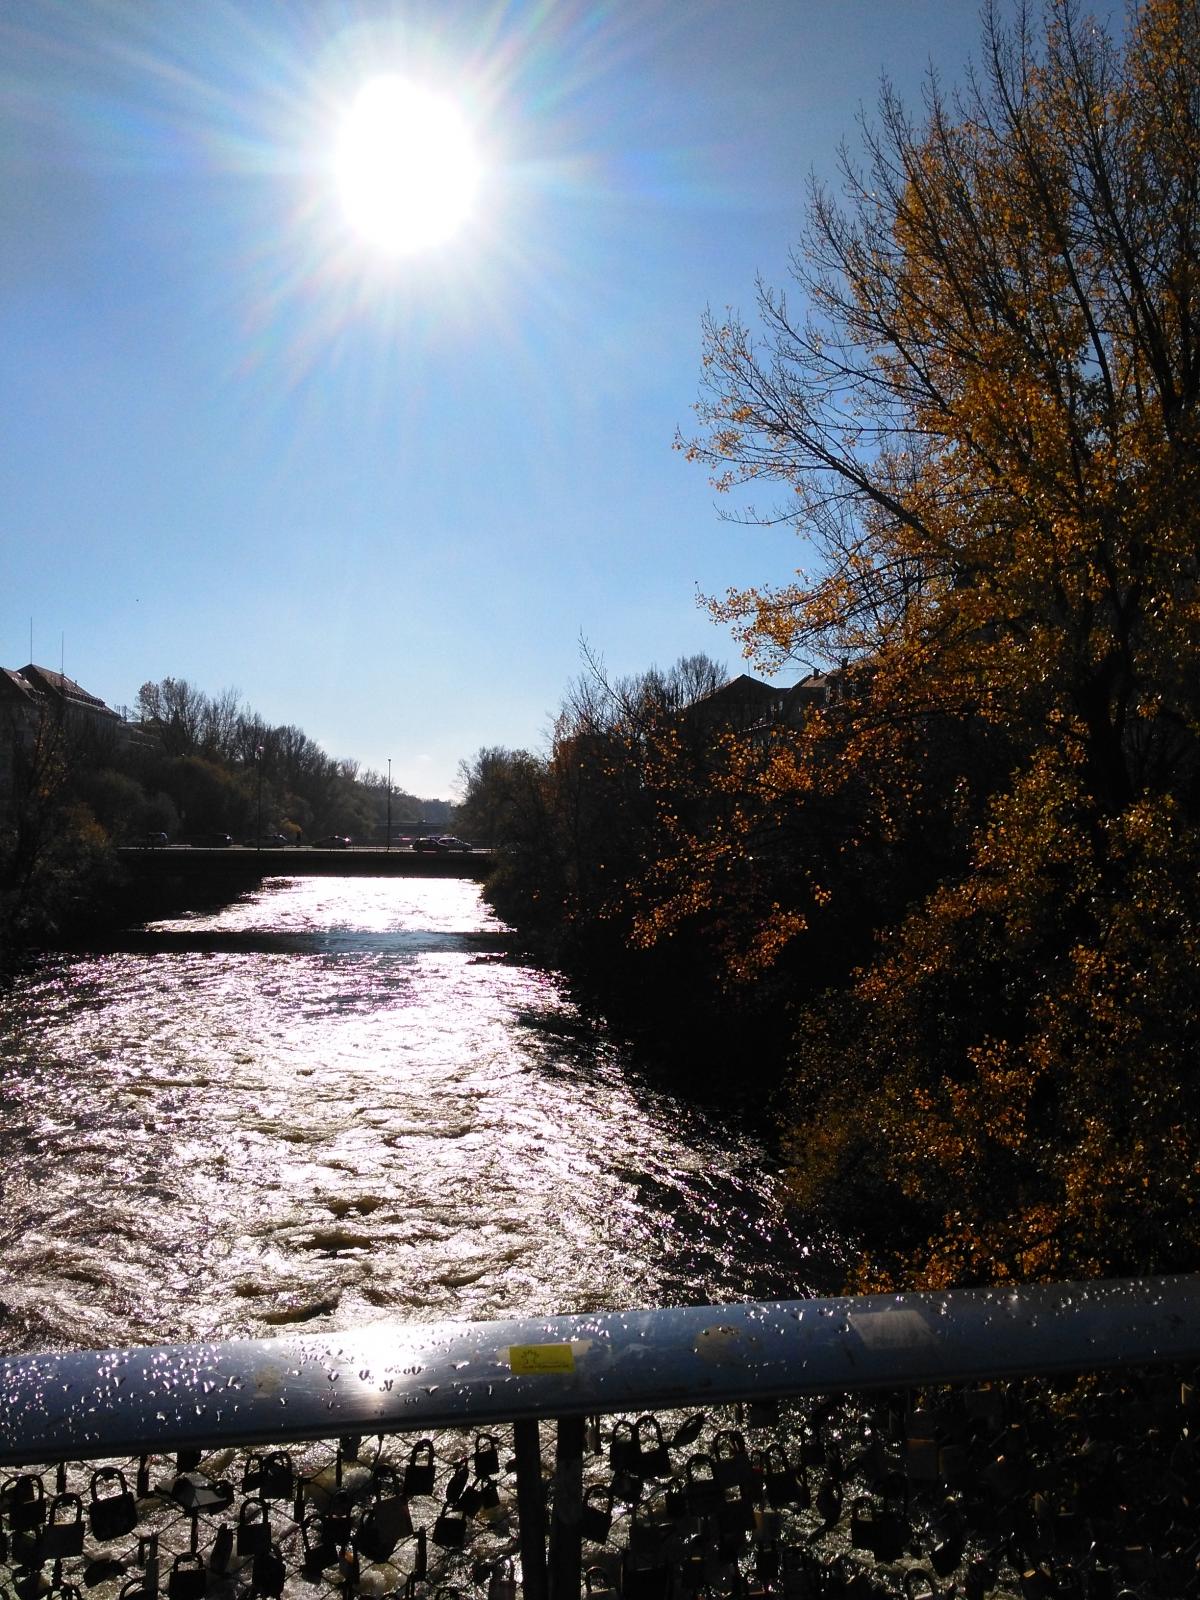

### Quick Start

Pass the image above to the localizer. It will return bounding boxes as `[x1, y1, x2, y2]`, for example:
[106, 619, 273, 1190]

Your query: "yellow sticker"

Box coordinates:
[509, 1343, 576, 1375]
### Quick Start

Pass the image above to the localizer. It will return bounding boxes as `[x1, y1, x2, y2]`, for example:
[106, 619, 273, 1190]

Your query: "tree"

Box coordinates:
[680, 0, 1200, 1284]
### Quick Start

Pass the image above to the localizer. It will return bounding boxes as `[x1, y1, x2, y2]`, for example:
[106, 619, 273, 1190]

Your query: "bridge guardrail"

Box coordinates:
[2, 1276, 1199, 1600]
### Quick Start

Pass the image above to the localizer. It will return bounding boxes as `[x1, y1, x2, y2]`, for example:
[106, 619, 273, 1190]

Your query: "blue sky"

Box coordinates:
[2, 0, 998, 797]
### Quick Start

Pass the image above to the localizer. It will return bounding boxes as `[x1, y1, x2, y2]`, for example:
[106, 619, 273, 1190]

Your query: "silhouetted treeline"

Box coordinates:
[0, 675, 453, 958]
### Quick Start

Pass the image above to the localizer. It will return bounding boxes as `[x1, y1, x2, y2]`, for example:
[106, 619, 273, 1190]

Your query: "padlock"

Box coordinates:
[323, 1490, 353, 1553]
[620, 1550, 670, 1600]
[171, 1475, 232, 1514]
[661, 1477, 687, 1522]
[473, 1434, 500, 1479]
[627, 1506, 671, 1558]
[4, 1475, 47, 1533]
[850, 1496, 875, 1552]
[683, 1455, 722, 1517]
[583, 1567, 617, 1600]
[670, 1414, 706, 1450]
[89, 1468, 139, 1542]
[251, 1543, 286, 1599]
[166, 1552, 207, 1600]
[175, 1451, 203, 1474]
[300, 1510, 335, 1571]
[337, 1544, 360, 1591]
[236, 1498, 272, 1558]
[431, 1503, 467, 1550]
[757, 1444, 804, 1510]
[712, 1430, 754, 1492]
[478, 1477, 500, 1514]
[814, 1472, 842, 1529]
[798, 1419, 825, 1468]
[208, 1524, 234, 1578]
[457, 1480, 483, 1519]
[242, 1453, 295, 1503]
[608, 1420, 636, 1474]
[632, 1416, 671, 1480]
[356, 1465, 412, 1562]
[445, 1460, 471, 1507]
[716, 1483, 755, 1539]
[39, 1493, 86, 1562]
[580, 1485, 613, 1544]
[487, 1558, 516, 1600]
[404, 1440, 437, 1499]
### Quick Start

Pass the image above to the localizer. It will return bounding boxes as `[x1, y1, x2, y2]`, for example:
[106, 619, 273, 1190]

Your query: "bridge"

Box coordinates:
[117, 845, 494, 883]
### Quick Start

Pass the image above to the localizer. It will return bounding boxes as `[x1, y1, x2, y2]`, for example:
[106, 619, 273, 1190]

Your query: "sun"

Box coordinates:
[336, 76, 481, 257]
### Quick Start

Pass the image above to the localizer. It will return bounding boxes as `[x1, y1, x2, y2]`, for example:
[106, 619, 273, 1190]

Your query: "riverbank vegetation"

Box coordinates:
[0, 675, 451, 962]
[462, 0, 1200, 1291]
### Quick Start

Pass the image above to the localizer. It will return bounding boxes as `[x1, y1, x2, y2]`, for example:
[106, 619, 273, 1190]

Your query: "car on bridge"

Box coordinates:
[312, 834, 352, 849]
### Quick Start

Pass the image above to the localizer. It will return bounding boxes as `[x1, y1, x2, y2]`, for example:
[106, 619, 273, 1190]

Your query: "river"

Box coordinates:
[0, 876, 831, 1356]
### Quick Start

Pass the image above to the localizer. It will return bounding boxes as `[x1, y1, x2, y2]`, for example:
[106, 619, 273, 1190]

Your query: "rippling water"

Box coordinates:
[0, 877, 826, 1355]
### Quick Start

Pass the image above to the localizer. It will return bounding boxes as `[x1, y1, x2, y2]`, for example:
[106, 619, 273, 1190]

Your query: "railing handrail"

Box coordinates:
[2, 1274, 1197, 1467]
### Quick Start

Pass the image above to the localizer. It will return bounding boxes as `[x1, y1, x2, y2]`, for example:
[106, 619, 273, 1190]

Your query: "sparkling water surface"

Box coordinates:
[0, 877, 821, 1354]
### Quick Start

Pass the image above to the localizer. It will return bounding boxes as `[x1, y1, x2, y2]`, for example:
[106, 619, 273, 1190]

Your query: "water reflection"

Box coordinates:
[0, 878, 823, 1354]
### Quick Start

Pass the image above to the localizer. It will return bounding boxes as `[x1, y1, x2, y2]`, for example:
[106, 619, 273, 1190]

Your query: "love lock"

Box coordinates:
[236, 1498, 272, 1558]
[756, 1444, 805, 1510]
[581, 1485, 614, 1544]
[38, 1493, 86, 1563]
[251, 1543, 286, 1599]
[300, 1510, 335, 1571]
[711, 1430, 755, 1494]
[632, 1416, 671, 1481]
[242, 1453, 295, 1503]
[444, 1458, 471, 1506]
[404, 1440, 437, 1499]
[4, 1475, 47, 1534]
[171, 1475, 233, 1515]
[683, 1455, 722, 1518]
[487, 1557, 516, 1600]
[323, 1491, 354, 1555]
[356, 1464, 413, 1563]
[670, 1415, 707, 1451]
[620, 1548, 671, 1600]
[431, 1502, 467, 1550]
[609, 1421, 637, 1476]
[473, 1434, 500, 1479]
[715, 1482, 755, 1540]
[89, 1468, 139, 1543]
[166, 1552, 207, 1600]
[583, 1567, 618, 1600]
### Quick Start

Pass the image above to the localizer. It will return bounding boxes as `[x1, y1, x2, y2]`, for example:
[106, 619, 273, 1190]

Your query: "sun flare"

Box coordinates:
[336, 76, 481, 256]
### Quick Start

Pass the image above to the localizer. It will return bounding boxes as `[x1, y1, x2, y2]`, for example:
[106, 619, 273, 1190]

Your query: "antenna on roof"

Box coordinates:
[61, 632, 65, 679]
[29, 617, 32, 664]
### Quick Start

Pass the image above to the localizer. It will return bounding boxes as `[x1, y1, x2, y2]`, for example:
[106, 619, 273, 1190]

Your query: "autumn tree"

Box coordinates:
[681, 0, 1200, 1283]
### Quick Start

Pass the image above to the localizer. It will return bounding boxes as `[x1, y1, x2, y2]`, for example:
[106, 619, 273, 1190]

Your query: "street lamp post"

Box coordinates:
[255, 745, 263, 851]
[387, 758, 392, 853]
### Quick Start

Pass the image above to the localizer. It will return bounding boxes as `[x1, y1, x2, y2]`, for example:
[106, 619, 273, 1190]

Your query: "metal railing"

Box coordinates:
[2, 1275, 1199, 1600]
